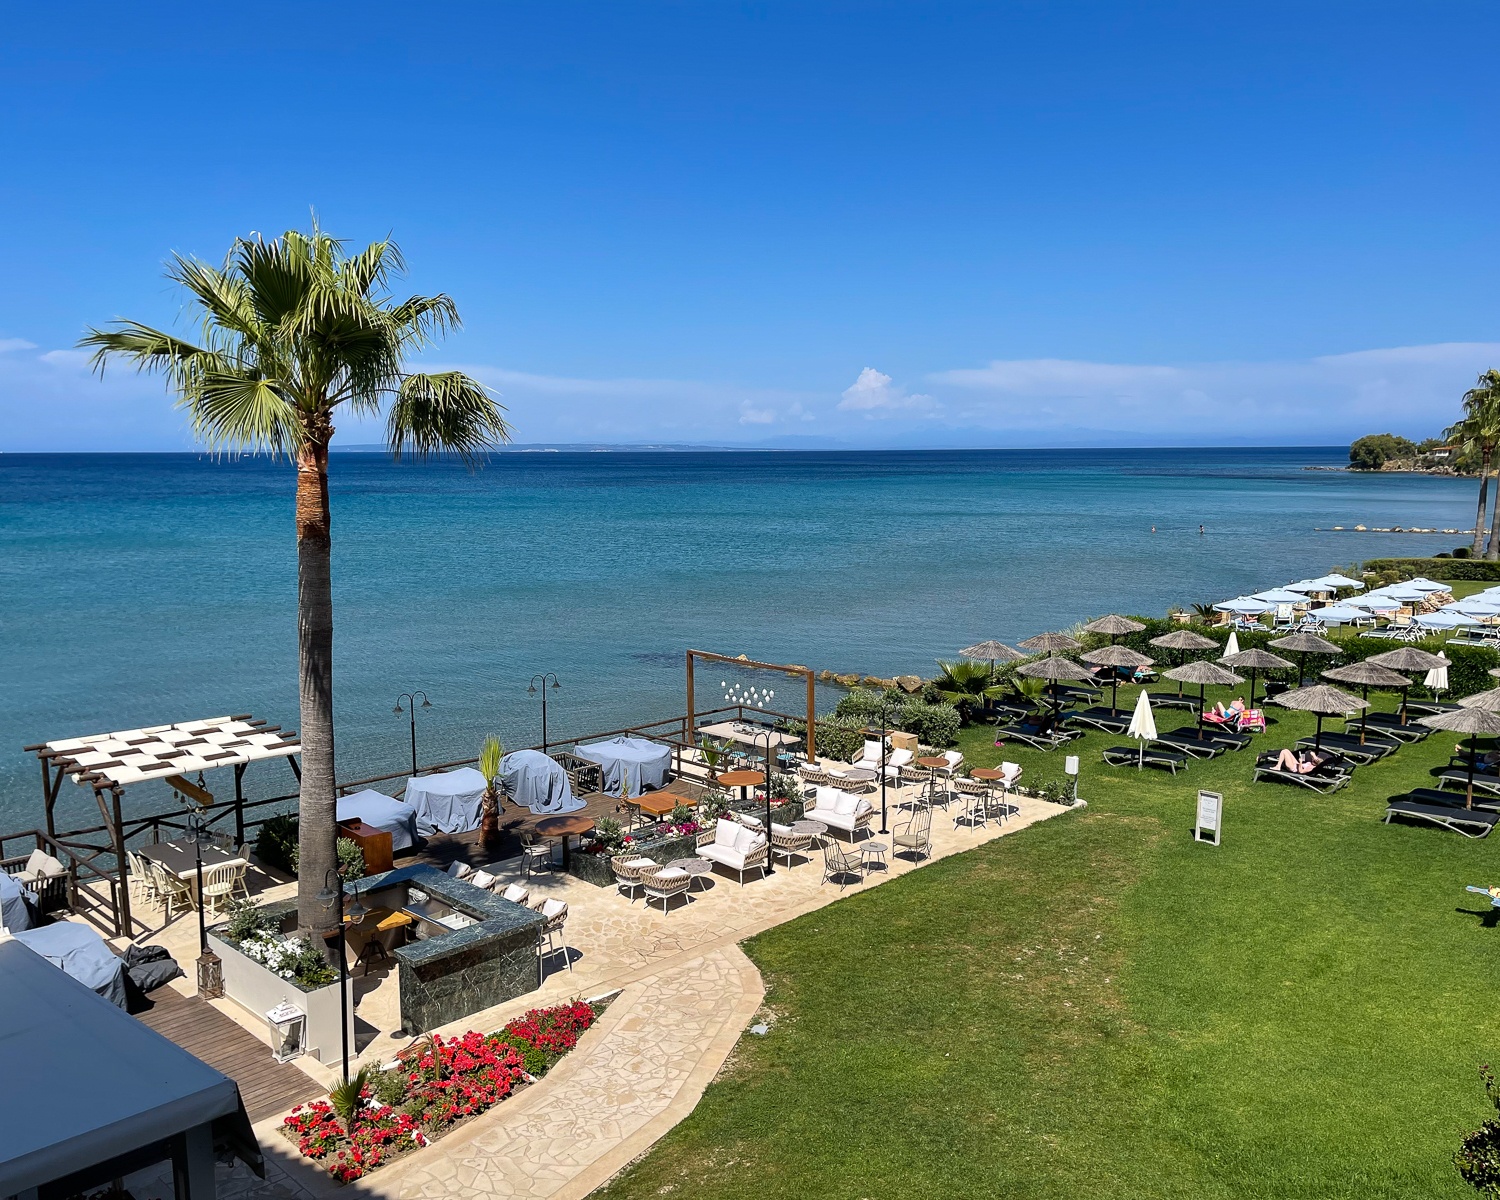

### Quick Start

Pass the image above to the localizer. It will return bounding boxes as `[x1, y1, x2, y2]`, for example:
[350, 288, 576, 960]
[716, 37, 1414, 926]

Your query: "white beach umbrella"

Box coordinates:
[1126, 689, 1157, 768]
[1313, 604, 1369, 624]
[1316, 573, 1365, 590]
[1253, 587, 1312, 604]
[1285, 579, 1327, 594]
[1222, 631, 1241, 659]
[1404, 577, 1448, 592]
[1214, 596, 1275, 614]
[1425, 652, 1450, 696]
[1416, 613, 1473, 629]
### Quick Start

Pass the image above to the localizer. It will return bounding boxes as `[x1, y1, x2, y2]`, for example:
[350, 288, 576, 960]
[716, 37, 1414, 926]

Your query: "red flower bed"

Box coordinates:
[281, 1001, 599, 1182]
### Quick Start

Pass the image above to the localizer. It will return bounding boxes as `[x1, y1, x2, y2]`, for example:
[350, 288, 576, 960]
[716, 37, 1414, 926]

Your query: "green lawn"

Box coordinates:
[598, 688, 1497, 1200]
[1445, 578, 1492, 600]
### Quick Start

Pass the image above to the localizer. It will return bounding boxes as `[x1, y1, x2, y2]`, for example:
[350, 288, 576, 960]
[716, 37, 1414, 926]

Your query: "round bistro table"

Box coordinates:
[715, 769, 765, 804]
[535, 813, 596, 870]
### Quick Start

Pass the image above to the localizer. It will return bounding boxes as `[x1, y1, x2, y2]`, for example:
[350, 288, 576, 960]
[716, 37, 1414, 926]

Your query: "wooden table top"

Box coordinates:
[969, 767, 1007, 781]
[535, 814, 596, 837]
[638, 792, 694, 816]
[917, 756, 950, 768]
[715, 769, 765, 788]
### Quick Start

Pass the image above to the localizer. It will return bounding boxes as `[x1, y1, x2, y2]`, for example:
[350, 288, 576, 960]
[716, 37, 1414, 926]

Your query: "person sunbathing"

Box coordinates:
[1206, 698, 1247, 723]
[1273, 747, 1327, 774]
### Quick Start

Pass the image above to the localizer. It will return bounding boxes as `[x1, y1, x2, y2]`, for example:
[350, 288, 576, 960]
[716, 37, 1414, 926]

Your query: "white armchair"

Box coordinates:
[696, 819, 769, 885]
[852, 741, 913, 782]
[804, 786, 875, 840]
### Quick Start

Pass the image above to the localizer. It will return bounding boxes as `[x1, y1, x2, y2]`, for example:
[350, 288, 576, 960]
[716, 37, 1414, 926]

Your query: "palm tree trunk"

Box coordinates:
[1487, 467, 1500, 560]
[294, 423, 338, 936]
[1475, 447, 1492, 556]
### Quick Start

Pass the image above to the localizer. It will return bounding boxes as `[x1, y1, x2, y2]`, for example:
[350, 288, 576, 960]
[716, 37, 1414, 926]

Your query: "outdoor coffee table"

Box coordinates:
[535, 813, 595, 870]
[968, 768, 1009, 818]
[857, 840, 888, 875]
[638, 792, 695, 819]
[791, 819, 828, 841]
[665, 856, 713, 890]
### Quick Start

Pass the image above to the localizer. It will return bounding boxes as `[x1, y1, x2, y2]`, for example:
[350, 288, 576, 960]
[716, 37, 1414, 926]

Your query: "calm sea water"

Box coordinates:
[0, 448, 1473, 831]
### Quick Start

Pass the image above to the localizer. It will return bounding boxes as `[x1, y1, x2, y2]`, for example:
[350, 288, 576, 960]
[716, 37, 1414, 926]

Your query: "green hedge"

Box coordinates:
[1362, 558, 1500, 581]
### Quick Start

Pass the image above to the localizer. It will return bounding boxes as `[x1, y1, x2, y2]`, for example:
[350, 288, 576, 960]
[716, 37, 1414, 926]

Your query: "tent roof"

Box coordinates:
[0, 939, 254, 1197]
[35, 715, 299, 788]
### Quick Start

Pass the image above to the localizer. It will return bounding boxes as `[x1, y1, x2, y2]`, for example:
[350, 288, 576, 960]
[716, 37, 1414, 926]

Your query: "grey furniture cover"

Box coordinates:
[337, 789, 420, 852]
[404, 767, 488, 835]
[575, 736, 673, 797]
[13, 922, 129, 1008]
[500, 750, 584, 815]
[0, 870, 35, 932]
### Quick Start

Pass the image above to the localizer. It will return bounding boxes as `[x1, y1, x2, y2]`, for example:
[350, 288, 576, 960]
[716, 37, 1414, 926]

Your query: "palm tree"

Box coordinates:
[80, 228, 511, 935]
[479, 735, 504, 850]
[1445, 370, 1500, 558]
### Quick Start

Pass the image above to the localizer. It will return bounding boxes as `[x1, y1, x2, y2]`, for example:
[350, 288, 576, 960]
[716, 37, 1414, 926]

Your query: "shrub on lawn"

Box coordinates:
[1363, 557, 1500, 581]
[1455, 1065, 1500, 1196]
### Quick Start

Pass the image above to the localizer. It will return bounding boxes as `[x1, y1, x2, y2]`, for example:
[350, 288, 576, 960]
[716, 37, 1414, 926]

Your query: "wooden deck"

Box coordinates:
[137, 986, 321, 1122]
[399, 779, 708, 873]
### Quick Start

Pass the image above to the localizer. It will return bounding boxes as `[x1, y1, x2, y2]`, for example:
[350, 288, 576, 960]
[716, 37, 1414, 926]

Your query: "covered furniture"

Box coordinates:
[0, 868, 36, 931]
[501, 749, 585, 814]
[804, 786, 875, 840]
[337, 788, 419, 852]
[575, 736, 673, 796]
[404, 767, 488, 835]
[696, 819, 769, 884]
[0, 939, 262, 1200]
[12, 922, 131, 1008]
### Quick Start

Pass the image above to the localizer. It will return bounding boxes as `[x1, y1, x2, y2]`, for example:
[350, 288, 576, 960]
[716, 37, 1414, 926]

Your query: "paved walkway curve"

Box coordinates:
[360, 945, 764, 1200]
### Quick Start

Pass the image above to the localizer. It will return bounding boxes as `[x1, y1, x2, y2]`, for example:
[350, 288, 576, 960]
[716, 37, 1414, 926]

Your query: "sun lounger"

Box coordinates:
[1152, 730, 1227, 759]
[1043, 684, 1101, 704]
[1296, 733, 1398, 764]
[1102, 745, 1188, 774]
[1385, 799, 1498, 838]
[1438, 769, 1500, 798]
[1350, 712, 1430, 742]
[996, 721, 1083, 751]
[1194, 725, 1253, 751]
[1401, 787, 1500, 814]
[1407, 699, 1460, 716]
[1067, 707, 1132, 733]
[1146, 691, 1201, 712]
[1253, 753, 1352, 793]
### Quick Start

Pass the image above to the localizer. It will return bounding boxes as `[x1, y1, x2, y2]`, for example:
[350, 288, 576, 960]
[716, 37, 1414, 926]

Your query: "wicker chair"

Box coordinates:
[769, 824, 814, 867]
[639, 863, 694, 913]
[796, 765, 830, 796]
[952, 777, 991, 828]
[518, 831, 553, 878]
[610, 853, 658, 900]
[534, 898, 571, 974]
[892, 805, 933, 862]
[820, 838, 863, 890]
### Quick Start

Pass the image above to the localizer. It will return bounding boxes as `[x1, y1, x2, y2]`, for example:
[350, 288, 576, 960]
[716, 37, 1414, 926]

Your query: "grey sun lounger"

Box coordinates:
[1295, 735, 1396, 766]
[1385, 799, 1498, 838]
[996, 722, 1084, 751]
[1146, 692, 1201, 711]
[1152, 730, 1227, 759]
[1438, 769, 1500, 798]
[1195, 725, 1254, 751]
[1102, 745, 1188, 774]
[1253, 758, 1352, 793]
[1348, 712, 1430, 742]
[1407, 699, 1461, 716]
[1067, 707, 1133, 733]
[1403, 787, 1500, 814]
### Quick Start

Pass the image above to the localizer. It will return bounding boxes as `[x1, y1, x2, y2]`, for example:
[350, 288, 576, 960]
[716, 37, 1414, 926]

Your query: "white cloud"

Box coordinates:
[738, 401, 776, 425]
[836, 367, 938, 418]
[0, 338, 37, 354]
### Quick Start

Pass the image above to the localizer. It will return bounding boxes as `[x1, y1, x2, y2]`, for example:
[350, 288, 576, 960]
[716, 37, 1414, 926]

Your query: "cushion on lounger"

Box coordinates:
[501, 884, 530, 904]
[651, 867, 690, 883]
[445, 861, 473, 880]
[538, 898, 567, 919]
[469, 870, 496, 890]
[771, 822, 794, 836]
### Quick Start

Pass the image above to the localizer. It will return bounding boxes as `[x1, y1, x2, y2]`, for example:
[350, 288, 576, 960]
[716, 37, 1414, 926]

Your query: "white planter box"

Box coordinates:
[209, 931, 355, 1067]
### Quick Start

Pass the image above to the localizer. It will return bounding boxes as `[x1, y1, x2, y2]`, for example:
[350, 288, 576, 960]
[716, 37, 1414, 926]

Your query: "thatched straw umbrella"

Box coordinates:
[1367, 646, 1449, 723]
[1018, 631, 1083, 656]
[1269, 631, 1342, 687]
[1222, 647, 1294, 711]
[1081, 614, 1146, 643]
[1321, 660, 1411, 742]
[1163, 660, 1244, 738]
[1269, 683, 1366, 753]
[1017, 654, 1097, 720]
[1459, 687, 1500, 712]
[1081, 644, 1154, 714]
[958, 639, 1025, 686]
[1150, 629, 1218, 695]
[1418, 706, 1500, 808]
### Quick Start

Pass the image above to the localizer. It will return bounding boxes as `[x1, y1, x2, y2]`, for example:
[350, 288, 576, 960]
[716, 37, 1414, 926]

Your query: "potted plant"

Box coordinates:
[479, 735, 503, 851]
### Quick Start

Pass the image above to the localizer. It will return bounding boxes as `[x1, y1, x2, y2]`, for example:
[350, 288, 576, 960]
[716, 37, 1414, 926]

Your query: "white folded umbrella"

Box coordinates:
[1126, 690, 1157, 768]
[1425, 652, 1450, 694]
[1222, 631, 1240, 658]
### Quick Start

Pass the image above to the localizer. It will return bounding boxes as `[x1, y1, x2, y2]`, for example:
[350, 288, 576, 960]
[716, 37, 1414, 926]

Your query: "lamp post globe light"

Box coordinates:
[871, 694, 897, 835]
[183, 810, 223, 999]
[723, 682, 779, 874]
[528, 673, 562, 754]
[393, 691, 432, 775]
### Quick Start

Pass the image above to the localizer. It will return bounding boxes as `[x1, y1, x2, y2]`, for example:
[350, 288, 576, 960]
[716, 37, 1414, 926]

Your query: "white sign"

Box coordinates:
[1194, 790, 1222, 846]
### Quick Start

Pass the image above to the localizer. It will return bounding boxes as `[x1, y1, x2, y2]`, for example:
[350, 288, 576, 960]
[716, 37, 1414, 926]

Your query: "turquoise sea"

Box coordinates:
[0, 448, 1473, 833]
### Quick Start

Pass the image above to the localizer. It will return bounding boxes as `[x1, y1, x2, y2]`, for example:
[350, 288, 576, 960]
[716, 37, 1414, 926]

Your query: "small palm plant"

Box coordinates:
[328, 1066, 372, 1136]
[479, 735, 503, 849]
[699, 737, 728, 773]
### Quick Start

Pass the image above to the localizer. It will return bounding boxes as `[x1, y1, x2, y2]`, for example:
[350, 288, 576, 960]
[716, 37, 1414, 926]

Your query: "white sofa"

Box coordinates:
[805, 786, 875, 839]
[697, 819, 769, 884]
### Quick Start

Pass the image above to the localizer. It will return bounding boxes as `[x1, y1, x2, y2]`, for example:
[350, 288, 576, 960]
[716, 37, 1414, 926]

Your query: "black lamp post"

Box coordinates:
[529, 673, 562, 753]
[869, 696, 897, 834]
[394, 692, 431, 775]
[184, 812, 223, 999]
[317, 868, 365, 1084]
[748, 729, 777, 876]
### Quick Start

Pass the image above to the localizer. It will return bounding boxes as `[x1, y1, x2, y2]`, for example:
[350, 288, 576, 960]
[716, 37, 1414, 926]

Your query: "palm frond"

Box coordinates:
[389, 294, 462, 349]
[190, 371, 302, 454]
[388, 372, 512, 463]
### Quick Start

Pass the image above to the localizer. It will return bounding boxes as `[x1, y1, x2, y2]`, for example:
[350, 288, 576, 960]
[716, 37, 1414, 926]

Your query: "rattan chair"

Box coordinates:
[796, 765, 830, 796]
[770, 824, 814, 866]
[610, 853, 658, 900]
[952, 777, 991, 828]
[519, 831, 553, 878]
[534, 898, 571, 973]
[639, 863, 694, 913]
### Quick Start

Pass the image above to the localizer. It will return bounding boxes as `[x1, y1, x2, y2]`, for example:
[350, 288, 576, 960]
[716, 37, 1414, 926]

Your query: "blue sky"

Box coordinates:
[0, 2, 1495, 450]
